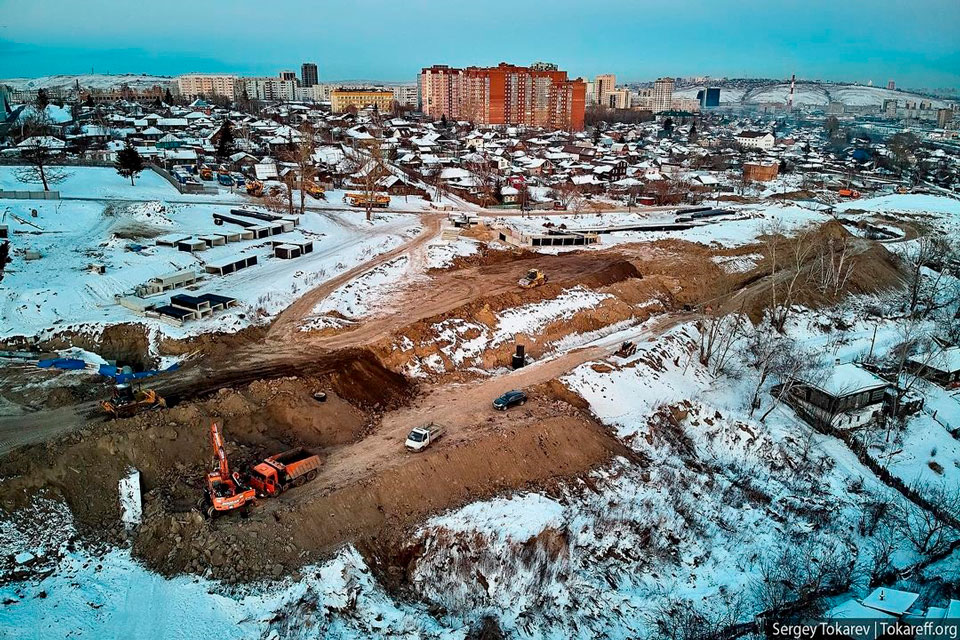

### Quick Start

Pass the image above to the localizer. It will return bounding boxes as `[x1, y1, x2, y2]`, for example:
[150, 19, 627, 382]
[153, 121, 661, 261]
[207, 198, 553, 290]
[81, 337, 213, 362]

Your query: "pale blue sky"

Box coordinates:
[1, 0, 958, 88]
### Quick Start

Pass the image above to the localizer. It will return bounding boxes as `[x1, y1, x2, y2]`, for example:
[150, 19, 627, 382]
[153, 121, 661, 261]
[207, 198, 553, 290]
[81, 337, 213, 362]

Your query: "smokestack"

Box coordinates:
[788, 74, 796, 112]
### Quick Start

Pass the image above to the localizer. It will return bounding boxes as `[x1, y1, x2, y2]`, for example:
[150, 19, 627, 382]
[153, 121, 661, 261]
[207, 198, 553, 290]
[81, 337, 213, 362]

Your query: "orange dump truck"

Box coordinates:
[247, 448, 321, 497]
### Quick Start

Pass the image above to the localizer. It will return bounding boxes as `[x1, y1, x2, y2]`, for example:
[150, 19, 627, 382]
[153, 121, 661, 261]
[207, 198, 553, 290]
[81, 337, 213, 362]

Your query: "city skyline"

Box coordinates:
[1, 0, 959, 89]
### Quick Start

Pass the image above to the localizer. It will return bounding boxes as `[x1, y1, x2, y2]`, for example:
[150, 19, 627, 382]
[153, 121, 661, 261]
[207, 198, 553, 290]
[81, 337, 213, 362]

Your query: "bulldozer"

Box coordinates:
[100, 384, 166, 419]
[518, 269, 547, 289]
[304, 181, 325, 199]
[203, 422, 256, 518]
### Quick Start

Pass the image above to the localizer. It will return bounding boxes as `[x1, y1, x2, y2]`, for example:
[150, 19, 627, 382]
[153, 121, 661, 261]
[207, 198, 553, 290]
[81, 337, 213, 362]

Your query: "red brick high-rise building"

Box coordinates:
[419, 62, 585, 131]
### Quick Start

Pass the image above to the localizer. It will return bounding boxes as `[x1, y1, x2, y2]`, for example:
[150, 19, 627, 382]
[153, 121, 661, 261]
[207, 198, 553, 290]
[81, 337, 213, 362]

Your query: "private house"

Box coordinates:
[783, 362, 894, 430]
[907, 345, 960, 386]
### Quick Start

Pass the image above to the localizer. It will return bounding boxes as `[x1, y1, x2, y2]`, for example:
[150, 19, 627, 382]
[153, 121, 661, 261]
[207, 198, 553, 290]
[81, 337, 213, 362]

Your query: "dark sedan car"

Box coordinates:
[493, 390, 527, 410]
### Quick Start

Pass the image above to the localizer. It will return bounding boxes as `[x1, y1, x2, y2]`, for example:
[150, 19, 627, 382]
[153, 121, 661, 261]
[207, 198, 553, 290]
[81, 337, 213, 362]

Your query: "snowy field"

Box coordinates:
[498, 203, 831, 250]
[0, 165, 245, 202]
[0, 167, 422, 339]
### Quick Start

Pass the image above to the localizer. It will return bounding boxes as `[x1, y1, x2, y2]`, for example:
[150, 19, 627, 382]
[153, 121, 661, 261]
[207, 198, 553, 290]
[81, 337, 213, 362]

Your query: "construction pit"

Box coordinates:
[0, 224, 906, 585]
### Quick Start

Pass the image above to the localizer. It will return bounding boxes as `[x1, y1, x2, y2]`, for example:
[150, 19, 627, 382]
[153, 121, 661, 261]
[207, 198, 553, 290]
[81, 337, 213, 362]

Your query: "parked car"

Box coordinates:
[493, 390, 527, 410]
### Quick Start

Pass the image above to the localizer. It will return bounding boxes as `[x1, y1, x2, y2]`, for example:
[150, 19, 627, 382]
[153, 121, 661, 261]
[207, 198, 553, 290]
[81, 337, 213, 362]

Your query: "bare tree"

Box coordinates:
[549, 181, 583, 211]
[696, 310, 744, 375]
[764, 225, 815, 333]
[280, 122, 318, 215]
[466, 153, 498, 207]
[343, 141, 388, 221]
[893, 483, 959, 556]
[15, 138, 69, 192]
[759, 343, 821, 423]
[812, 234, 856, 298]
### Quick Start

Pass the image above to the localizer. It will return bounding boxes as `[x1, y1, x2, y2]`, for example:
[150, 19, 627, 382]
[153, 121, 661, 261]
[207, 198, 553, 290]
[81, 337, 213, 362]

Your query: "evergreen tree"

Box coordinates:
[164, 88, 174, 104]
[662, 117, 674, 136]
[84, 94, 94, 108]
[689, 122, 698, 143]
[115, 140, 145, 186]
[216, 121, 235, 160]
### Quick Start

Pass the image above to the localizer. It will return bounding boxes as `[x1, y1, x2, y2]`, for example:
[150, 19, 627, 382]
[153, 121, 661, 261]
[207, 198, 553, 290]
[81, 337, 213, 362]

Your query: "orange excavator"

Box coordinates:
[203, 422, 255, 518]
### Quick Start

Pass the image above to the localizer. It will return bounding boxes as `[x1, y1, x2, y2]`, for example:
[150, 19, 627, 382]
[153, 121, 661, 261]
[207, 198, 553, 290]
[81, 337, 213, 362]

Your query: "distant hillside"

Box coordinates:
[673, 80, 950, 108]
[0, 74, 173, 92]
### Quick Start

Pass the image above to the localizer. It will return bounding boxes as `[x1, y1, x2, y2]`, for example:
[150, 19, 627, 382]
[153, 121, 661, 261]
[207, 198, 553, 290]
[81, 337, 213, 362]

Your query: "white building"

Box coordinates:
[237, 77, 298, 102]
[652, 77, 674, 114]
[735, 130, 775, 150]
[392, 85, 418, 108]
[176, 74, 238, 99]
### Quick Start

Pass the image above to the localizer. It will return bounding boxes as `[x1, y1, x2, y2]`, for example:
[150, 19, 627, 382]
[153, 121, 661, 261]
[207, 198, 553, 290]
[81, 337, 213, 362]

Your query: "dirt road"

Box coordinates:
[289, 313, 688, 499]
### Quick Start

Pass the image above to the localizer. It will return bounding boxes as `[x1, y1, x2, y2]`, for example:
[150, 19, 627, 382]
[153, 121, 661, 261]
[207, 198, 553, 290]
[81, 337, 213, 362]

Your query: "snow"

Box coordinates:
[1, 74, 172, 92]
[425, 236, 479, 269]
[118, 469, 142, 529]
[861, 587, 919, 616]
[0, 498, 457, 640]
[493, 287, 610, 345]
[425, 493, 565, 542]
[499, 203, 830, 251]
[835, 194, 960, 217]
[0, 172, 422, 339]
[814, 362, 889, 396]
[310, 255, 420, 320]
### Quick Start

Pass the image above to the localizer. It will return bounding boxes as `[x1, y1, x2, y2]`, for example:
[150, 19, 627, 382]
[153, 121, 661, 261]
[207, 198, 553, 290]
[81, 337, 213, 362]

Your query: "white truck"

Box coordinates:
[405, 423, 446, 452]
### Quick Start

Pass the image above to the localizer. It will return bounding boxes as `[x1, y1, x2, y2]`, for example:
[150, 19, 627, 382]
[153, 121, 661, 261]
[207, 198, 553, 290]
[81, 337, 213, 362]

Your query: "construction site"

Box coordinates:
[7, 172, 960, 637]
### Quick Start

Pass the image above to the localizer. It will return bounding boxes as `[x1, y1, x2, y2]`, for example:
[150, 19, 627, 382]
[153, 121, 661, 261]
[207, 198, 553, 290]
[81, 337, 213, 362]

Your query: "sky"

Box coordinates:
[0, 0, 958, 89]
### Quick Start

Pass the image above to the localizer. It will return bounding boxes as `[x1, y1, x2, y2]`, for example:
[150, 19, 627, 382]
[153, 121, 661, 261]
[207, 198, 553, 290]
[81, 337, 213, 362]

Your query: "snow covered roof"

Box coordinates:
[17, 136, 65, 149]
[810, 363, 890, 397]
[827, 599, 897, 621]
[908, 345, 960, 375]
[861, 588, 919, 617]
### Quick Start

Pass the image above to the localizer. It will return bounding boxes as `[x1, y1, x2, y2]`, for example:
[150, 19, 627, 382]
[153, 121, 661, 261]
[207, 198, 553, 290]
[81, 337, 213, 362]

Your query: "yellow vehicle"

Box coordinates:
[344, 192, 390, 208]
[245, 179, 264, 197]
[199, 165, 214, 181]
[304, 181, 325, 199]
[100, 384, 166, 419]
[518, 269, 547, 289]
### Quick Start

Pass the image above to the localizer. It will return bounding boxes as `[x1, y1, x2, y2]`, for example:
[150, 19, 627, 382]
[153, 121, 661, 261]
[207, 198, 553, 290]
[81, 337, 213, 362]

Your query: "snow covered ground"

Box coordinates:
[0, 168, 422, 339]
[0, 498, 455, 640]
[499, 203, 831, 250]
[1, 74, 172, 92]
[835, 193, 960, 217]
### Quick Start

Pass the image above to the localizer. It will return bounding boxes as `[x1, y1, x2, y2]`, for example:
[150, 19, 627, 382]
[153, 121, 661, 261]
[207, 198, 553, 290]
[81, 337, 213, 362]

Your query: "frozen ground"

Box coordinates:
[0, 165, 245, 202]
[0, 186, 421, 339]
[0, 498, 455, 640]
[835, 193, 960, 217]
[498, 203, 831, 250]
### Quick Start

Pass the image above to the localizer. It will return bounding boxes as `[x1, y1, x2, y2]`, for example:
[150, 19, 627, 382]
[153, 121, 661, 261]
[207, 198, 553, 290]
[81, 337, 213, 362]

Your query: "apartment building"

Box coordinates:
[391, 85, 419, 108]
[420, 65, 466, 120]
[419, 62, 586, 130]
[652, 77, 674, 113]
[301, 63, 318, 88]
[176, 74, 238, 99]
[607, 87, 630, 109]
[594, 74, 616, 106]
[237, 77, 298, 102]
[331, 89, 395, 113]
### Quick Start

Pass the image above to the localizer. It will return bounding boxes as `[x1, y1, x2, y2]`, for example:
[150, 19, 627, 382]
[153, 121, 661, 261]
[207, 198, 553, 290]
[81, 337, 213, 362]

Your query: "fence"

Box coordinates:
[149, 165, 218, 196]
[0, 190, 60, 200]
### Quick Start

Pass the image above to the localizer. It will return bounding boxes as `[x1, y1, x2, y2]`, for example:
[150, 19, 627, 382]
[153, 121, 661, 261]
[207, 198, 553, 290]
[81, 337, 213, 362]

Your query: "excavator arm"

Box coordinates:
[210, 421, 230, 479]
